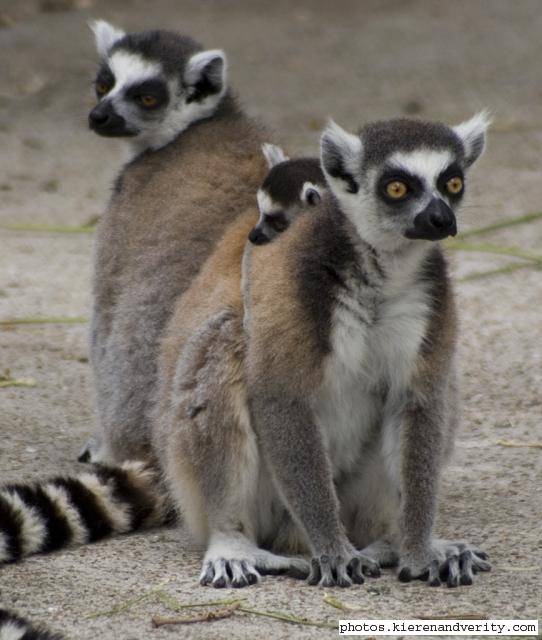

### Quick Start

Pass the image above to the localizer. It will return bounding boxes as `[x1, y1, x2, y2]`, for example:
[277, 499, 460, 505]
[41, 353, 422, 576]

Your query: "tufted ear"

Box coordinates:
[90, 20, 125, 58]
[184, 49, 227, 103]
[320, 120, 363, 195]
[262, 143, 289, 169]
[453, 110, 491, 167]
[301, 181, 323, 206]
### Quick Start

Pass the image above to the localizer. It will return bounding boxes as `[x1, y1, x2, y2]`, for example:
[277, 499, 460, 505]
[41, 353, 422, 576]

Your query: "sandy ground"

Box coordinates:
[0, 1, 541, 638]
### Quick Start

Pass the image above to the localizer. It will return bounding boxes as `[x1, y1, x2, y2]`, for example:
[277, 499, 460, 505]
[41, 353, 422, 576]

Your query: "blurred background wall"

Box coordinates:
[1, 0, 541, 229]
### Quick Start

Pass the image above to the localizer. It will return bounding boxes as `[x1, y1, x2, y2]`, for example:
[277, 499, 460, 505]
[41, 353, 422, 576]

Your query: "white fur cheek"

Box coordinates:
[256, 190, 280, 217]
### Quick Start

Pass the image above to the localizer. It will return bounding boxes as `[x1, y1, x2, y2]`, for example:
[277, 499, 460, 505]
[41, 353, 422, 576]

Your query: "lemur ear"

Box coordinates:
[185, 50, 227, 103]
[301, 182, 322, 206]
[320, 120, 362, 195]
[453, 110, 491, 167]
[262, 143, 289, 169]
[90, 20, 125, 58]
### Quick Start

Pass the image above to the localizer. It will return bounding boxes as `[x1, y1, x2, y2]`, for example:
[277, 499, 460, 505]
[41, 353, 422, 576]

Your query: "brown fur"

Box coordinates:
[246, 213, 326, 394]
[91, 107, 269, 463]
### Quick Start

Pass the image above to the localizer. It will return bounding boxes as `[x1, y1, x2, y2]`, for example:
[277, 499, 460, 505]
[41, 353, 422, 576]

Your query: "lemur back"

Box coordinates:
[86, 23, 270, 463]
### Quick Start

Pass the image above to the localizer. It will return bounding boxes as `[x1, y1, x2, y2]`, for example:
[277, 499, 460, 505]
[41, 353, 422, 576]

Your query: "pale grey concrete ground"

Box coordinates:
[0, 1, 541, 638]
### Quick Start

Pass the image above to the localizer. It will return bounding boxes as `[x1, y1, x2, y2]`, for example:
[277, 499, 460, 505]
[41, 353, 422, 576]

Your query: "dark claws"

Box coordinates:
[398, 567, 412, 583]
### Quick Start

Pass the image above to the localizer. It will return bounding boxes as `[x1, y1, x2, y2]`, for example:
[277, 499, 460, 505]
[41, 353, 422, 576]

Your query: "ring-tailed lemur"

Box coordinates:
[1, 116, 491, 592]
[152, 114, 492, 588]
[81, 21, 271, 464]
[1, 116, 491, 591]
[248, 144, 325, 245]
[0, 610, 64, 640]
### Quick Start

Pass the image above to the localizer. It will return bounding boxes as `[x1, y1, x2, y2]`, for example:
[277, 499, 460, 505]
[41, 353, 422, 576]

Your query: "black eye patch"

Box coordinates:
[437, 163, 465, 198]
[94, 67, 115, 91]
[264, 212, 289, 233]
[124, 79, 169, 109]
[377, 169, 423, 204]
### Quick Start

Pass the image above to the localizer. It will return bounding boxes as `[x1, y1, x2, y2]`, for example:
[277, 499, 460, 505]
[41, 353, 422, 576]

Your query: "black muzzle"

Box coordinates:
[405, 198, 457, 241]
[88, 102, 136, 137]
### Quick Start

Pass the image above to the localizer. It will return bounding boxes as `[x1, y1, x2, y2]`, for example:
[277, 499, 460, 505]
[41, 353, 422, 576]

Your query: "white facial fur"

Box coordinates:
[320, 116, 488, 252]
[92, 21, 228, 152]
[107, 51, 163, 100]
[256, 189, 279, 218]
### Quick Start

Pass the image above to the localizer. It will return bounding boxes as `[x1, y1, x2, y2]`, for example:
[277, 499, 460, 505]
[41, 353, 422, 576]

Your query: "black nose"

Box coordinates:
[428, 201, 456, 234]
[405, 198, 457, 241]
[248, 227, 270, 245]
[89, 110, 110, 127]
[88, 101, 136, 138]
[88, 103, 114, 129]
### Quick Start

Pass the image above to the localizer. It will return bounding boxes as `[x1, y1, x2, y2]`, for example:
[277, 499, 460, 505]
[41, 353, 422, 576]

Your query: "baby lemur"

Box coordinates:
[154, 114, 492, 588]
[248, 143, 325, 245]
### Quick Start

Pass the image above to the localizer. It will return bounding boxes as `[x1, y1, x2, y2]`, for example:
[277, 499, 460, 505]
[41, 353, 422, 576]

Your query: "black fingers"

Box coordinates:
[398, 567, 412, 582]
[348, 557, 365, 585]
[399, 546, 490, 588]
[307, 557, 322, 585]
[459, 550, 474, 586]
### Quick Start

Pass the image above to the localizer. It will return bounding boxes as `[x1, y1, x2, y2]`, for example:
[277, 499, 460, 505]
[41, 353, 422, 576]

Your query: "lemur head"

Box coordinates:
[249, 144, 326, 245]
[88, 20, 228, 151]
[320, 113, 490, 252]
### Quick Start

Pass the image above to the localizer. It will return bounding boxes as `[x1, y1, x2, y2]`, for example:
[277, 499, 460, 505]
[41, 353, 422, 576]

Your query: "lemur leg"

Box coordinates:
[247, 386, 380, 587]
[397, 391, 490, 586]
[161, 310, 308, 588]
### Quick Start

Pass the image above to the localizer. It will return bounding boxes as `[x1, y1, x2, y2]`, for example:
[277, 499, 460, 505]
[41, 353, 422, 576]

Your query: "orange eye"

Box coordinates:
[95, 82, 110, 97]
[446, 176, 463, 194]
[385, 181, 408, 199]
[140, 95, 158, 108]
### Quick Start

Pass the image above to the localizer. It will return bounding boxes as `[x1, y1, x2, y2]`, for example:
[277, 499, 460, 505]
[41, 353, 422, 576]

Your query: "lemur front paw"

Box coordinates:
[307, 549, 381, 588]
[399, 541, 490, 587]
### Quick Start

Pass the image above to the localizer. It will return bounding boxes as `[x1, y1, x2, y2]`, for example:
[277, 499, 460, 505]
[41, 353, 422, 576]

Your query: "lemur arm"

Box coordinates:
[398, 250, 458, 580]
[248, 388, 346, 554]
[247, 385, 376, 586]
[398, 386, 445, 577]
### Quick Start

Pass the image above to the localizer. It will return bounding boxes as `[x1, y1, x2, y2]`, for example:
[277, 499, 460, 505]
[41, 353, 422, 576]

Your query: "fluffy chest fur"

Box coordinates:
[313, 245, 432, 475]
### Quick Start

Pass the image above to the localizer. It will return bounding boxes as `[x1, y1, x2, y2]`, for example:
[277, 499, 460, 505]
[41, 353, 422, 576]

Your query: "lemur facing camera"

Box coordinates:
[248, 143, 325, 245]
[80, 21, 272, 464]
[154, 114, 492, 588]
[0, 115, 491, 591]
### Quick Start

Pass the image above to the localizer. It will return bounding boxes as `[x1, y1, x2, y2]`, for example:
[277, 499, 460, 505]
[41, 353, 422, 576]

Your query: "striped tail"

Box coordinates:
[0, 609, 64, 640]
[0, 462, 172, 564]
